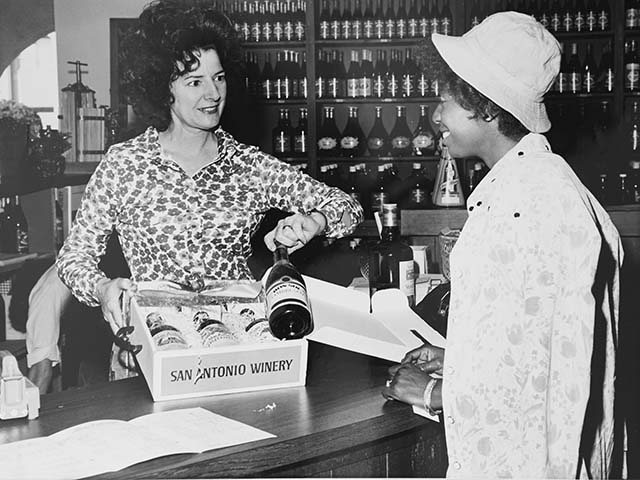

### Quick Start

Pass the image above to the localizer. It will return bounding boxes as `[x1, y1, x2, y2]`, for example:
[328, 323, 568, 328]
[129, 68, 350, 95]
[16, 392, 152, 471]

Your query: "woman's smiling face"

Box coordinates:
[168, 49, 227, 132]
[432, 92, 487, 159]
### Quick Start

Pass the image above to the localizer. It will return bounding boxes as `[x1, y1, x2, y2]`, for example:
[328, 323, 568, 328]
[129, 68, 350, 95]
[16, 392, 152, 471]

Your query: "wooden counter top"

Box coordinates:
[0, 342, 447, 478]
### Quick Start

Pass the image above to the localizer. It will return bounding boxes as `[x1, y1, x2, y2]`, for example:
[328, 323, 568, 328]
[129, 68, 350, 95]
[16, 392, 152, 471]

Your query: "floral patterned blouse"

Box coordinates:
[57, 126, 363, 307]
[443, 134, 623, 478]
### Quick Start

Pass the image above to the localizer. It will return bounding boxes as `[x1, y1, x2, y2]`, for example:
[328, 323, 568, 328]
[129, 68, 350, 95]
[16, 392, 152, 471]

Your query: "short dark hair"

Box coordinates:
[120, 0, 243, 130]
[416, 39, 530, 141]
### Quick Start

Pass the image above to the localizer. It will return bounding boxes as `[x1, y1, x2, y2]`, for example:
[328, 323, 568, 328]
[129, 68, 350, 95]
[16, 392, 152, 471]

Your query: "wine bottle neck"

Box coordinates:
[381, 225, 400, 241]
[273, 244, 290, 263]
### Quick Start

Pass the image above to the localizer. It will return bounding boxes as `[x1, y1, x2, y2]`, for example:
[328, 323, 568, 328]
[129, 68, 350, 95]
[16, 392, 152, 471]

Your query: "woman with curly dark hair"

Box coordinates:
[383, 11, 623, 479]
[50, 0, 363, 365]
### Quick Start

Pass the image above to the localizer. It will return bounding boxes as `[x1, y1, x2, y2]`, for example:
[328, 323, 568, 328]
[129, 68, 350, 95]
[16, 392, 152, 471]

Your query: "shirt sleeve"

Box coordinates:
[56, 148, 124, 307]
[253, 150, 364, 237]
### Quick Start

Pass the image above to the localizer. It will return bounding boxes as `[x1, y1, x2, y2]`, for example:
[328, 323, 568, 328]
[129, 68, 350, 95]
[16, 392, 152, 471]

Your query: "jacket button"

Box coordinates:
[446, 366, 454, 375]
[453, 461, 461, 470]
[447, 416, 455, 424]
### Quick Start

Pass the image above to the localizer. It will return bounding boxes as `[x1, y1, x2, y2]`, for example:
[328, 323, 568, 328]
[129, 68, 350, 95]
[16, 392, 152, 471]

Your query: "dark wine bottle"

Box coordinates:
[403, 162, 432, 209]
[568, 42, 582, 94]
[319, 0, 331, 39]
[367, 203, 416, 307]
[367, 106, 390, 157]
[261, 52, 275, 99]
[272, 108, 292, 156]
[346, 49, 361, 98]
[582, 42, 597, 93]
[407, 0, 419, 37]
[599, 40, 615, 93]
[330, 0, 341, 40]
[293, 107, 309, 157]
[363, 0, 375, 38]
[389, 105, 412, 156]
[317, 106, 340, 156]
[395, 0, 408, 39]
[340, 106, 366, 158]
[401, 48, 417, 98]
[265, 244, 314, 340]
[412, 105, 436, 156]
[352, 0, 363, 39]
[372, 49, 387, 98]
[370, 164, 391, 216]
[360, 48, 374, 98]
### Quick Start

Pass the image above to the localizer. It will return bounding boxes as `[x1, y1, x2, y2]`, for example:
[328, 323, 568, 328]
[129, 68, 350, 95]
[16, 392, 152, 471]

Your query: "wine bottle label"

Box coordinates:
[412, 134, 434, 150]
[331, 20, 340, 39]
[396, 19, 406, 38]
[385, 19, 395, 38]
[241, 23, 251, 41]
[368, 137, 385, 151]
[562, 13, 573, 32]
[391, 136, 411, 149]
[373, 76, 385, 97]
[598, 11, 609, 30]
[263, 22, 273, 41]
[410, 188, 428, 204]
[352, 20, 362, 39]
[340, 136, 360, 149]
[605, 70, 615, 91]
[402, 75, 414, 97]
[341, 21, 351, 39]
[575, 12, 585, 31]
[284, 21, 294, 41]
[347, 79, 359, 97]
[627, 9, 638, 28]
[569, 73, 582, 93]
[550, 14, 561, 31]
[273, 21, 283, 41]
[555, 73, 568, 93]
[386, 75, 399, 97]
[471, 16, 481, 28]
[583, 72, 595, 93]
[441, 18, 451, 35]
[374, 20, 384, 39]
[320, 21, 330, 39]
[626, 64, 640, 90]
[199, 324, 239, 348]
[398, 260, 415, 304]
[318, 137, 337, 150]
[363, 20, 374, 38]
[265, 278, 311, 316]
[539, 13, 550, 29]
[274, 134, 291, 153]
[430, 18, 440, 34]
[262, 79, 273, 99]
[328, 78, 339, 98]
[419, 18, 429, 37]
[408, 19, 418, 37]
[372, 192, 390, 211]
[251, 22, 261, 41]
[417, 74, 429, 96]
[360, 78, 372, 97]
[295, 21, 305, 40]
[294, 134, 307, 153]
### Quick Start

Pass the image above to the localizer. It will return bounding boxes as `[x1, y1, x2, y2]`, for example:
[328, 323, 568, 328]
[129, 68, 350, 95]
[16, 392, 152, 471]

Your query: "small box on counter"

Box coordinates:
[125, 276, 445, 402]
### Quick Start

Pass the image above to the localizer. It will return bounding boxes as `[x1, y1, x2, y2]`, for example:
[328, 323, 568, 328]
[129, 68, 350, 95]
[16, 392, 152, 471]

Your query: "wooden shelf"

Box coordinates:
[316, 38, 426, 47]
[241, 41, 306, 49]
[318, 155, 439, 162]
[317, 97, 440, 104]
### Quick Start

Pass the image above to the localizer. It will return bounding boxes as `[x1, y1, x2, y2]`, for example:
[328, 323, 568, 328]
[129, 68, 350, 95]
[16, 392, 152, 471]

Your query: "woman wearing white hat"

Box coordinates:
[383, 11, 623, 479]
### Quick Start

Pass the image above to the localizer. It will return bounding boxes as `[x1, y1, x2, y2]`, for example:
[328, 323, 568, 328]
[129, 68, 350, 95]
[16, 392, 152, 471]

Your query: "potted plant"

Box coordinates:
[0, 99, 42, 181]
[29, 126, 71, 178]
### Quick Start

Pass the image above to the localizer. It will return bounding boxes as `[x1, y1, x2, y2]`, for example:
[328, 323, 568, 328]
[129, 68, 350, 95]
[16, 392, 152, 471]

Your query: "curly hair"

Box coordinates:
[120, 0, 244, 131]
[415, 39, 530, 141]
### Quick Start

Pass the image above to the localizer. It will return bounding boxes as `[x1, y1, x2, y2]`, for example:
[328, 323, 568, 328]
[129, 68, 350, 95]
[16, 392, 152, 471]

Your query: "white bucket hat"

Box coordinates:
[431, 11, 561, 133]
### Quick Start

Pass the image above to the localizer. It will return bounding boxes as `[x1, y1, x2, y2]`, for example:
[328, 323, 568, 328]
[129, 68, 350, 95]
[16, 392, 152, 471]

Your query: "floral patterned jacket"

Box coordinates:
[443, 133, 622, 478]
[57, 126, 363, 307]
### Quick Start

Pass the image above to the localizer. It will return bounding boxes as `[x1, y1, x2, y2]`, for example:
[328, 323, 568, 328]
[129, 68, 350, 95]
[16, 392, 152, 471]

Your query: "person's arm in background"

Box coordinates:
[26, 265, 72, 394]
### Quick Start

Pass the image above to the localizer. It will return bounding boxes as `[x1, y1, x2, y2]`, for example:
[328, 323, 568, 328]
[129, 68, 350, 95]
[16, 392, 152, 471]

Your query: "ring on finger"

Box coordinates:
[385, 379, 392, 388]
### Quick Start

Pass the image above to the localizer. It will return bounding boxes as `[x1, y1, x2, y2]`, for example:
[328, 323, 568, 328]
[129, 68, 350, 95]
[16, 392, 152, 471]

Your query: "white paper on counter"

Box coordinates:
[304, 276, 446, 364]
[0, 407, 274, 480]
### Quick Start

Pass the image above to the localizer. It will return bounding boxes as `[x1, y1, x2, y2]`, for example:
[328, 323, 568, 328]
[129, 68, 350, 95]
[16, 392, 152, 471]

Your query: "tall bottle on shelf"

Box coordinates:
[293, 108, 309, 157]
[340, 106, 366, 158]
[389, 105, 413, 157]
[626, 40, 640, 92]
[432, 146, 465, 207]
[265, 244, 314, 340]
[367, 106, 390, 157]
[568, 42, 582, 94]
[582, 43, 597, 93]
[261, 52, 275, 100]
[317, 106, 340, 157]
[346, 50, 361, 98]
[272, 108, 292, 157]
[370, 164, 390, 216]
[367, 203, 416, 307]
[403, 162, 432, 209]
[599, 40, 615, 93]
[412, 104, 436, 156]
[401, 48, 418, 98]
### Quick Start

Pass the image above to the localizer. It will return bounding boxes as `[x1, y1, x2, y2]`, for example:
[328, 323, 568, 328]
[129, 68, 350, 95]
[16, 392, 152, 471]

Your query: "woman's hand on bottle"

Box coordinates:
[264, 211, 327, 253]
[95, 277, 137, 334]
[401, 344, 445, 375]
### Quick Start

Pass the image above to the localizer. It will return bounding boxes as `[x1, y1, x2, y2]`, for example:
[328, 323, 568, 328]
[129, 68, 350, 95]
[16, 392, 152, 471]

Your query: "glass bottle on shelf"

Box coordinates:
[294, 0, 306, 41]
[628, 100, 640, 155]
[554, 43, 568, 93]
[596, 0, 609, 31]
[250, 3, 262, 42]
[429, 0, 441, 35]
[468, 161, 489, 195]
[582, 43, 597, 93]
[262, 1, 274, 41]
[367, 106, 390, 157]
[352, 0, 363, 39]
[367, 203, 416, 307]
[419, 0, 430, 38]
[401, 48, 418, 98]
[370, 164, 391, 216]
[562, 0, 574, 32]
[597, 173, 609, 205]
[337, 51, 348, 98]
[317, 106, 340, 157]
[407, 0, 420, 37]
[385, 49, 400, 98]
[261, 52, 275, 99]
[626, 40, 640, 92]
[293, 108, 308, 157]
[628, 0, 640, 30]
[550, 0, 562, 32]
[574, 0, 585, 32]
[432, 147, 465, 207]
[617, 173, 633, 205]
[440, 0, 453, 35]
[396, 0, 408, 39]
[346, 50, 361, 98]
[316, 51, 327, 99]
[363, 0, 375, 38]
[568, 42, 582, 94]
[629, 161, 640, 203]
[360, 49, 374, 98]
[384, 0, 396, 39]
[372, 49, 387, 98]
[374, 0, 385, 39]
[599, 40, 615, 92]
[298, 51, 308, 99]
[319, 0, 331, 39]
[389, 105, 413, 157]
[346, 164, 362, 204]
[341, 0, 353, 40]
[340, 106, 366, 158]
[403, 162, 432, 209]
[412, 105, 436, 156]
[330, 0, 341, 40]
[272, 108, 292, 156]
[469, 0, 482, 28]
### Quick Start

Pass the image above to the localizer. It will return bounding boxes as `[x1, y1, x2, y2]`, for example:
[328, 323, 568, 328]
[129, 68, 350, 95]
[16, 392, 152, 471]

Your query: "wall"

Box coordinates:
[53, 0, 148, 107]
